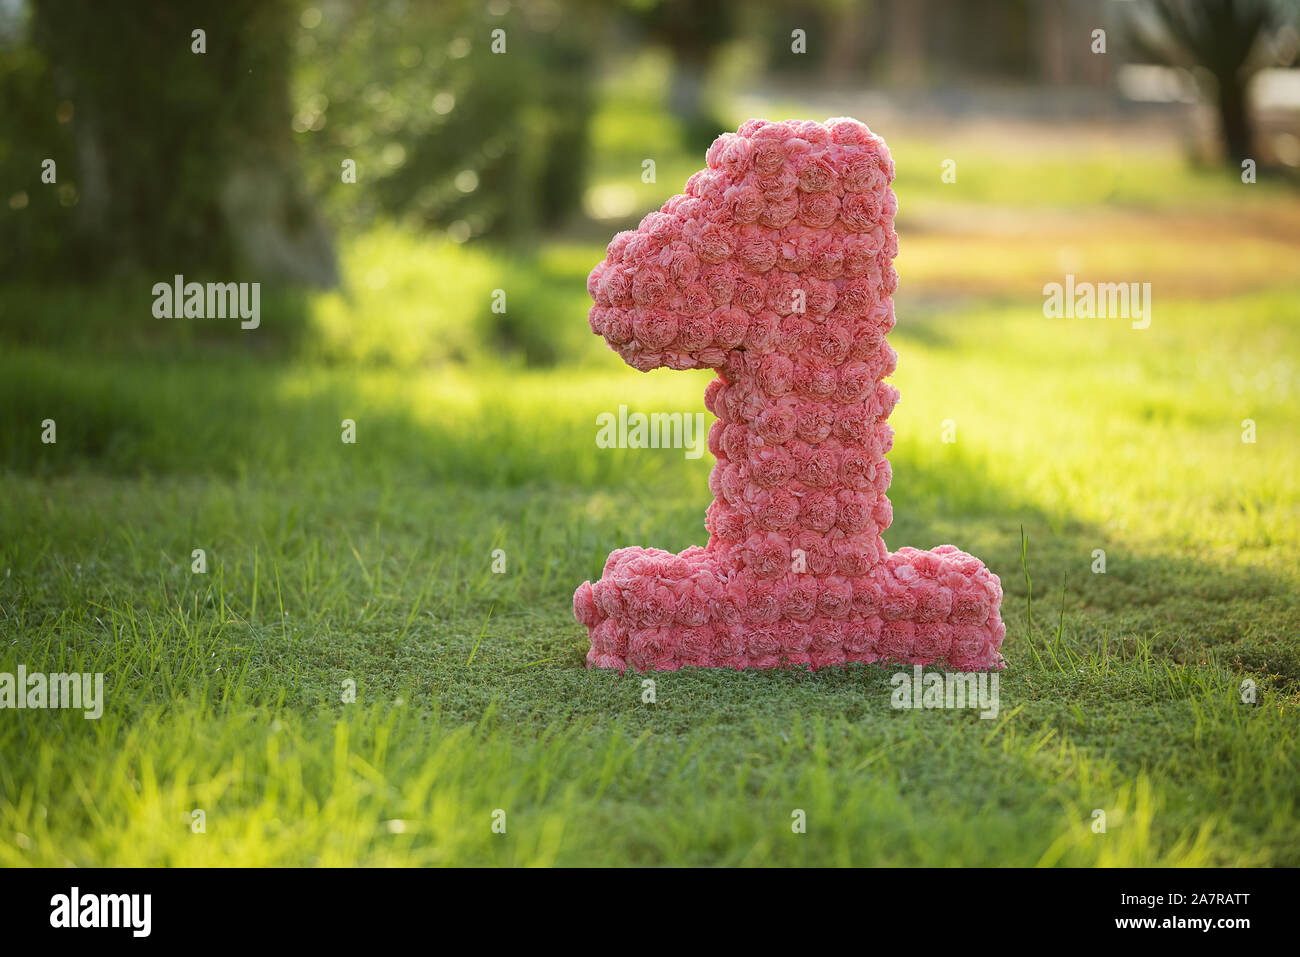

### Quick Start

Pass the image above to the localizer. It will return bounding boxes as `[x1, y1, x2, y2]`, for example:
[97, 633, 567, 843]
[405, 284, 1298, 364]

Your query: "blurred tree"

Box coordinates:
[1128, 0, 1296, 165]
[3, 0, 336, 284]
[296, 0, 600, 245]
[623, 0, 733, 151]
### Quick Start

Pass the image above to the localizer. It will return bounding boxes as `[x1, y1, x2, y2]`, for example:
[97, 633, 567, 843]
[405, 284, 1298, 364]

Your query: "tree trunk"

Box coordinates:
[1216, 72, 1254, 166]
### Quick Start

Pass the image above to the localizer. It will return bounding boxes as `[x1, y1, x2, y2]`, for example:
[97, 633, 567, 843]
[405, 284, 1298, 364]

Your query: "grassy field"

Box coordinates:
[3, 91, 1299, 865]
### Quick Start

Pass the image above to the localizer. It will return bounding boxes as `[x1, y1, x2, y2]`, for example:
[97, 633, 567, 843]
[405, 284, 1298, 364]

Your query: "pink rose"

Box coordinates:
[725, 184, 766, 224]
[809, 619, 844, 654]
[804, 278, 838, 317]
[705, 500, 747, 543]
[642, 210, 680, 243]
[793, 401, 833, 443]
[756, 399, 798, 444]
[777, 226, 818, 273]
[698, 345, 728, 368]
[735, 275, 766, 313]
[605, 230, 634, 264]
[688, 220, 734, 263]
[674, 314, 713, 353]
[741, 310, 780, 352]
[710, 306, 749, 350]
[877, 620, 914, 663]
[779, 578, 817, 621]
[798, 190, 840, 228]
[685, 169, 726, 205]
[794, 153, 838, 193]
[947, 626, 987, 669]
[743, 532, 790, 579]
[840, 155, 887, 193]
[837, 279, 875, 317]
[631, 267, 670, 307]
[880, 258, 899, 298]
[776, 313, 804, 353]
[703, 378, 727, 416]
[721, 424, 751, 463]
[863, 337, 898, 377]
[870, 382, 900, 420]
[624, 584, 672, 627]
[871, 493, 893, 528]
[811, 324, 851, 364]
[588, 262, 608, 303]
[827, 118, 871, 147]
[834, 405, 872, 445]
[796, 445, 837, 488]
[794, 121, 831, 146]
[758, 194, 799, 229]
[736, 229, 778, 273]
[950, 585, 991, 626]
[600, 310, 633, 346]
[807, 233, 844, 280]
[751, 487, 799, 531]
[676, 625, 716, 666]
[795, 358, 838, 399]
[632, 309, 677, 351]
[663, 246, 700, 285]
[707, 133, 751, 173]
[701, 262, 738, 304]
[627, 627, 678, 671]
[747, 627, 781, 658]
[752, 139, 786, 174]
[842, 616, 881, 654]
[794, 530, 836, 576]
[623, 230, 662, 264]
[749, 444, 794, 488]
[798, 490, 838, 532]
[816, 577, 853, 619]
[756, 164, 798, 200]
[835, 360, 872, 403]
[911, 623, 951, 665]
[744, 580, 781, 623]
[573, 581, 599, 627]
[840, 192, 882, 232]
[680, 282, 713, 318]
[623, 346, 662, 372]
[835, 540, 873, 577]
[597, 267, 632, 307]
[782, 136, 812, 163]
[671, 579, 713, 626]
[715, 625, 748, 659]
[837, 448, 874, 491]
[661, 193, 692, 217]
[756, 354, 794, 396]
[842, 234, 880, 276]
[835, 490, 873, 534]
[591, 619, 627, 656]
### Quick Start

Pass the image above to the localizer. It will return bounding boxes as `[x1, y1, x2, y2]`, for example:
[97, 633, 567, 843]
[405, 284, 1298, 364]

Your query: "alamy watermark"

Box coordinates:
[596, 404, 707, 459]
[152, 274, 260, 329]
[1043, 274, 1151, 330]
[890, 665, 999, 719]
[1, 665, 104, 719]
[50, 887, 150, 937]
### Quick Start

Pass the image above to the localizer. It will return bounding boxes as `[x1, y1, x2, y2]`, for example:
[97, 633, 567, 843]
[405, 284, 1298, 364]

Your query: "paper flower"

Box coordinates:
[575, 118, 1005, 672]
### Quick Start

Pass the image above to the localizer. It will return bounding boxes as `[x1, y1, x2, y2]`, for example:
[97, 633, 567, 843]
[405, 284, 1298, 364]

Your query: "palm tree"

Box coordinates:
[1127, 0, 1293, 165]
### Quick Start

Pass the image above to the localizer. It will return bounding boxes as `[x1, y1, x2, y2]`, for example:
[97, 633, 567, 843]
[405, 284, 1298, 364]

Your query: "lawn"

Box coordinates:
[2, 96, 1299, 865]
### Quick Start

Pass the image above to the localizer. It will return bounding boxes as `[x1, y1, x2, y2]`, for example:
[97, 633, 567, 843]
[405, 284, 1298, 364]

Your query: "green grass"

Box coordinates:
[3, 89, 1300, 865]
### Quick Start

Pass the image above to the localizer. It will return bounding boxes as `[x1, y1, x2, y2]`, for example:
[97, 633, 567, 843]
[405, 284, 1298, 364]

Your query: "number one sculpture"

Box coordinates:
[573, 118, 1005, 672]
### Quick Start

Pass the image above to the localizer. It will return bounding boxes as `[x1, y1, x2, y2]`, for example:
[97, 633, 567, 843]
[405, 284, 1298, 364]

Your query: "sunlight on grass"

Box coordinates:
[3, 84, 1299, 864]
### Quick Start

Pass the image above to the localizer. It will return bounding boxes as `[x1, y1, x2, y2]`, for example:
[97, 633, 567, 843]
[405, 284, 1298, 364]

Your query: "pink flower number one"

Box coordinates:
[573, 118, 1005, 672]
